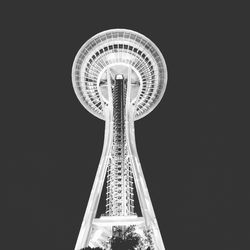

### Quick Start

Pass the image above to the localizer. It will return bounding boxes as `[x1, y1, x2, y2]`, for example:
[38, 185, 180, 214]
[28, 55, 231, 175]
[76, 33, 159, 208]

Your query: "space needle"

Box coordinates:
[72, 29, 167, 250]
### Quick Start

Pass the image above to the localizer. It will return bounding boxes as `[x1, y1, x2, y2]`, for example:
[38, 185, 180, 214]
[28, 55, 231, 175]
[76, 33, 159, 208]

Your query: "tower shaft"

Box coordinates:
[74, 67, 165, 250]
[106, 75, 134, 216]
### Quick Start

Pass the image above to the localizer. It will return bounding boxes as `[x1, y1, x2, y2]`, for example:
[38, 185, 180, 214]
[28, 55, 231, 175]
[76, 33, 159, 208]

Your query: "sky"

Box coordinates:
[3, 2, 248, 250]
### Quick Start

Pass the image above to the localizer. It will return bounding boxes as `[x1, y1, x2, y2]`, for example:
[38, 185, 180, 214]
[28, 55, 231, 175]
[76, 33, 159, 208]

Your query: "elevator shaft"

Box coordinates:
[105, 74, 134, 216]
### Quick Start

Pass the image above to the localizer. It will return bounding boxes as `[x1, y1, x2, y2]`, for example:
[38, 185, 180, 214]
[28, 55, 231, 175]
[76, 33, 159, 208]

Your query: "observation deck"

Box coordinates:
[72, 29, 167, 120]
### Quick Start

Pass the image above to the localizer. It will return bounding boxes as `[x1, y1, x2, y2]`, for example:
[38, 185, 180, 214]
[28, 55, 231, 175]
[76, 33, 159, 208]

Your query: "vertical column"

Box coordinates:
[105, 72, 135, 217]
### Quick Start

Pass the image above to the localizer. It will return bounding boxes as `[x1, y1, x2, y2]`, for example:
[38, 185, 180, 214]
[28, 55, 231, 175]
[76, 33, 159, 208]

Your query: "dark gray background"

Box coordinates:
[4, 1, 248, 250]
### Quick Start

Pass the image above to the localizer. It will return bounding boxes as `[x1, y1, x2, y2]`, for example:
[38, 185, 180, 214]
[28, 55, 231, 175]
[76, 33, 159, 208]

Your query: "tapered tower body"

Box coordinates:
[72, 29, 167, 250]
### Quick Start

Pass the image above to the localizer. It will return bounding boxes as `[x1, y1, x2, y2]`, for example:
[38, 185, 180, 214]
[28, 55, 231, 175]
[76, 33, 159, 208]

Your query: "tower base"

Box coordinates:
[88, 215, 157, 249]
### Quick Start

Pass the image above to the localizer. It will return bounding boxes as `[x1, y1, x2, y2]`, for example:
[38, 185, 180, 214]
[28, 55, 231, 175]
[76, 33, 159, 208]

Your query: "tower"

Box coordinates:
[72, 29, 168, 250]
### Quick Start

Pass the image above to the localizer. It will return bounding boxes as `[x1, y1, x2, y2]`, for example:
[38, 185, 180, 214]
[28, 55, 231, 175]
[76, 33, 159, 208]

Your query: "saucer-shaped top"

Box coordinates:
[72, 29, 167, 120]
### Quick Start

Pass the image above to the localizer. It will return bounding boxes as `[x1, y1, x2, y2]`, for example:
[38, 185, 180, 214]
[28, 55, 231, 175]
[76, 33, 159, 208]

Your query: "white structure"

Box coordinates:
[72, 29, 168, 250]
